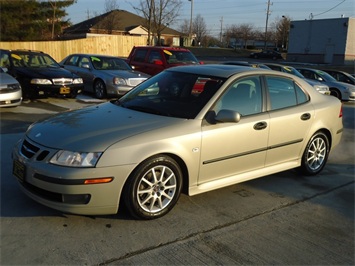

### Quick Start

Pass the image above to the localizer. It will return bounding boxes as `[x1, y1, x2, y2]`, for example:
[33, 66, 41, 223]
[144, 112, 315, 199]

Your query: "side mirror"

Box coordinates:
[215, 109, 241, 123]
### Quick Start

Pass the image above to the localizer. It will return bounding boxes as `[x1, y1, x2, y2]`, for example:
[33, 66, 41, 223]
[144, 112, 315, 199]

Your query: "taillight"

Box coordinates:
[339, 105, 343, 118]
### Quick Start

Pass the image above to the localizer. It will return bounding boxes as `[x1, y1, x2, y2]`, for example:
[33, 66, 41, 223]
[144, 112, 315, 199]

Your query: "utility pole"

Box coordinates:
[264, 0, 272, 50]
[220, 16, 223, 43]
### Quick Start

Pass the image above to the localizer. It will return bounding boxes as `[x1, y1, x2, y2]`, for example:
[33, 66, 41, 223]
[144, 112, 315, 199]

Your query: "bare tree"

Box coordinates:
[101, 0, 120, 34]
[271, 15, 291, 50]
[193, 14, 207, 46]
[179, 19, 190, 35]
[225, 23, 254, 49]
[134, 0, 182, 45]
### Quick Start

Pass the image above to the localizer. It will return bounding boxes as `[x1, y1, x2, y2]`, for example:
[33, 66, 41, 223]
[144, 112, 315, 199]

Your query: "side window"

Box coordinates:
[148, 50, 163, 63]
[66, 55, 79, 66]
[78, 57, 90, 68]
[0, 52, 10, 68]
[216, 76, 262, 116]
[266, 76, 307, 110]
[133, 49, 148, 62]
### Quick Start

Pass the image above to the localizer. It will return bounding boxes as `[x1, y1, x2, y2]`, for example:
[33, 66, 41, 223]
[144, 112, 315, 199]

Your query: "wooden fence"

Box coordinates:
[0, 35, 148, 62]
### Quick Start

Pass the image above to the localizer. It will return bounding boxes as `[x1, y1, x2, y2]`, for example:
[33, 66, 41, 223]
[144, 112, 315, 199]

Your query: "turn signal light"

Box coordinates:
[84, 177, 113, 184]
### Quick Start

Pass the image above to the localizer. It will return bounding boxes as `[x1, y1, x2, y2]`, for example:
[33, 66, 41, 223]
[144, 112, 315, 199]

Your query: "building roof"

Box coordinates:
[63, 9, 183, 37]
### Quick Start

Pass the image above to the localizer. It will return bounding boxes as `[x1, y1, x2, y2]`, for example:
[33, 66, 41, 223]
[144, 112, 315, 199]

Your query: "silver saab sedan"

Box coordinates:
[60, 54, 149, 99]
[12, 65, 343, 219]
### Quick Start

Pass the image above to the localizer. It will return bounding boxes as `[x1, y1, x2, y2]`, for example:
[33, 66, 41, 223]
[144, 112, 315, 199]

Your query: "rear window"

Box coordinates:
[163, 50, 199, 65]
[133, 49, 148, 62]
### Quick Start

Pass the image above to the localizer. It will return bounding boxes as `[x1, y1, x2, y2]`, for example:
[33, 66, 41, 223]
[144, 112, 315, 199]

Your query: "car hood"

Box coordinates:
[17, 66, 78, 79]
[0, 73, 19, 86]
[27, 102, 181, 151]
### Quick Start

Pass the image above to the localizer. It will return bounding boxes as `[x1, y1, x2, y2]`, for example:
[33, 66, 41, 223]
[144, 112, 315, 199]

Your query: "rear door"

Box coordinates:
[264, 75, 314, 166]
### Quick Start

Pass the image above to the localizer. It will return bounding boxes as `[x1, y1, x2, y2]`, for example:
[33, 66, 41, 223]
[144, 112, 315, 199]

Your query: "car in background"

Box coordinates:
[60, 54, 150, 99]
[321, 69, 355, 85]
[221, 61, 271, 69]
[126, 46, 202, 76]
[0, 49, 83, 99]
[249, 50, 283, 60]
[0, 67, 22, 107]
[13, 64, 343, 219]
[264, 63, 330, 95]
[296, 67, 355, 101]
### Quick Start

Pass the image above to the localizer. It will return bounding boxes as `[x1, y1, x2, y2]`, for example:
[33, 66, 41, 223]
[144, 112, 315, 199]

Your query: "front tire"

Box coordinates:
[123, 155, 183, 220]
[299, 132, 330, 175]
[94, 79, 107, 99]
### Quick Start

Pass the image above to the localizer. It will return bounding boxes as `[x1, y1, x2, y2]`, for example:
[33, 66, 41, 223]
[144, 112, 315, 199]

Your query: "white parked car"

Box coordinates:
[0, 68, 22, 107]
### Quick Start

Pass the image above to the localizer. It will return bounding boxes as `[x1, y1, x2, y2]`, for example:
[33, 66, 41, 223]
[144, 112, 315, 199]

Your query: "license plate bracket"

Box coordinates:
[13, 159, 26, 183]
[60, 87, 70, 94]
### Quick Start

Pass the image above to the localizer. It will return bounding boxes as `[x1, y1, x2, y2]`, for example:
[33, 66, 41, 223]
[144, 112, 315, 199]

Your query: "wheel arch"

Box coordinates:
[119, 152, 190, 205]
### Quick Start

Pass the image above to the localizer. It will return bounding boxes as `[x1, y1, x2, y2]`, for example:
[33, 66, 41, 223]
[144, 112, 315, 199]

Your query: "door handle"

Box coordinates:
[301, 113, 311, 120]
[253, 121, 267, 130]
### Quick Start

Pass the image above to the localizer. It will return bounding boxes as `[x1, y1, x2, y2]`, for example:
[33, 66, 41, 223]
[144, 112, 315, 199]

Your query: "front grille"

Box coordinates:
[52, 78, 73, 85]
[127, 78, 147, 87]
[21, 139, 40, 159]
[20, 139, 50, 161]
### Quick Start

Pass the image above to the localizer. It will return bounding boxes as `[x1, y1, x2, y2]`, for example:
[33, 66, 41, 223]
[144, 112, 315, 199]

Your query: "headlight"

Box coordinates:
[31, 79, 52, 85]
[73, 78, 83, 84]
[113, 77, 126, 85]
[313, 85, 329, 92]
[50, 150, 102, 167]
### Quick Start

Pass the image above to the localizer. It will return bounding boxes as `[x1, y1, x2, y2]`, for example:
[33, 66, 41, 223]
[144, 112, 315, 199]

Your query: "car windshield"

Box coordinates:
[316, 70, 337, 82]
[10, 52, 59, 68]
[164, 50, 199, 65]
[91, 56, 131, 71]
[117, 70, 226, 119]
[282, 66, 304, 78]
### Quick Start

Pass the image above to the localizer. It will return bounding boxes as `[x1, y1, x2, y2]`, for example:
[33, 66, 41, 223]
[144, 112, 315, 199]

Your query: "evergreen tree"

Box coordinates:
[0, 0, 76, 41]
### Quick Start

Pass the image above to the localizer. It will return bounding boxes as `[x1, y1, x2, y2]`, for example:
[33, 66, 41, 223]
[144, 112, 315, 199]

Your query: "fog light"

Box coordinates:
[62, 194, 91, 204]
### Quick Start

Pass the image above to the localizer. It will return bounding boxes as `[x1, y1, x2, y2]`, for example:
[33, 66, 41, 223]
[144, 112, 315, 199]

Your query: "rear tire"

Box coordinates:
[299, 132, 330, 175]
[123, 155, 183, 220]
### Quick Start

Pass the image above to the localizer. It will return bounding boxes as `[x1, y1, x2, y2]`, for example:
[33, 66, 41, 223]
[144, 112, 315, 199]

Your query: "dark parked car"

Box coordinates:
[60, 54, 150, 99]
[321, 69, 355, 85]
[0, 49, 83, 99]
[249, 50, 283, 60]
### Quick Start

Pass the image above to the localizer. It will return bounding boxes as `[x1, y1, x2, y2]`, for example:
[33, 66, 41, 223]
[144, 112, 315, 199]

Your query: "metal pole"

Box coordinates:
[189, 0, 193, 45]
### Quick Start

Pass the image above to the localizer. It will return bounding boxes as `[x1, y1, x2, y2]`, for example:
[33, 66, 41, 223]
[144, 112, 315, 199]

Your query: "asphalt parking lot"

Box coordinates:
[0, 92, 354, 265]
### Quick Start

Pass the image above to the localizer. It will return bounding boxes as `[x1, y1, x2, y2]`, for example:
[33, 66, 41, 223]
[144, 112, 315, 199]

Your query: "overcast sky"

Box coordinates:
[66, 0, 355, 36]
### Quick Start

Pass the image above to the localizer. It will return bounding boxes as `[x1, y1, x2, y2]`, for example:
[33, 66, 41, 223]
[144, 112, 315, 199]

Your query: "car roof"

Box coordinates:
[66, 53, 122, 58]
[167, 64, 273, 78]
[133, 46, 191, 52]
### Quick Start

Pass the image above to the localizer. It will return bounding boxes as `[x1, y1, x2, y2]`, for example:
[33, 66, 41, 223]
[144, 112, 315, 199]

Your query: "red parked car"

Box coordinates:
[126, 46, 202, 76]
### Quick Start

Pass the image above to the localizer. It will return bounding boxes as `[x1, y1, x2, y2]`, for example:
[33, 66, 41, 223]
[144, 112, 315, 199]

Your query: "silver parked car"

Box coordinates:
[60, 54, 150, 99]
[0, 68, 22, 107]
[12, 65, 343, 219]
[264, 63, 330, 95]
[296, 67, 355, 101]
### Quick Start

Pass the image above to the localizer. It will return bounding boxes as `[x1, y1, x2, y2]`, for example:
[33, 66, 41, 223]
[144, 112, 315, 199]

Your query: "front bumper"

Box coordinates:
[29, 84, 83, 97]
[12, 137, 134, 215]
[0, 89, 22, 107]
